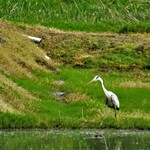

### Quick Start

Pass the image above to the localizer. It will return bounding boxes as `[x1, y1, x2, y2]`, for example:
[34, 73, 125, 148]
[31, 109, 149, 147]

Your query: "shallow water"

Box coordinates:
[0, 129, 150, 150]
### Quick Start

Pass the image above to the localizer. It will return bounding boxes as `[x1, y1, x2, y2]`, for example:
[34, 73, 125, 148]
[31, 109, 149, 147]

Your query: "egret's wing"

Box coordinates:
[110, 92, 120, 109]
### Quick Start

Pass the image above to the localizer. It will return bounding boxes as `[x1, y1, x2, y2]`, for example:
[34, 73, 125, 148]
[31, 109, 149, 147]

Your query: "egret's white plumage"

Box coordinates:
[91, 75, 120, 118]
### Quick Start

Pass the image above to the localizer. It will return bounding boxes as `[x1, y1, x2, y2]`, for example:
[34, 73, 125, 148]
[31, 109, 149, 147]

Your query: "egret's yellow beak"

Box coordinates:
[90, 79, 94, 83]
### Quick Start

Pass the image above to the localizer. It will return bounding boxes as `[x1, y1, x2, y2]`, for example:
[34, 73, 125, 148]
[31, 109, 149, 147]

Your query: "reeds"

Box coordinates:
[0, 0, 149, 32]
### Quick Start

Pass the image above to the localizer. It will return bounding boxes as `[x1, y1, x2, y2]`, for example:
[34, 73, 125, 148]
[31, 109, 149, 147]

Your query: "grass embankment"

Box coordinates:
[0, 21, 150, 129]
[0, 0, 149, 33]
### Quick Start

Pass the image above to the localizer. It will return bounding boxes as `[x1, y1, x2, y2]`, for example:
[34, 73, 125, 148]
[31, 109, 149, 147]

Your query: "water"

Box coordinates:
[0, 129, 150, 150]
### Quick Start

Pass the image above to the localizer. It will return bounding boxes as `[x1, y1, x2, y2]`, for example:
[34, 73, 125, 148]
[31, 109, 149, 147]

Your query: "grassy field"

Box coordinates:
[7, 67, 150, 129]
[0, 0, 150, 33]
[0, 21, 150, 129]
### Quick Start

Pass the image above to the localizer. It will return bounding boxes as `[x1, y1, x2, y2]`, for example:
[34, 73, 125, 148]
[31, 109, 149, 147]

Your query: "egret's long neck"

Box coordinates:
[98, 78, 108, 96]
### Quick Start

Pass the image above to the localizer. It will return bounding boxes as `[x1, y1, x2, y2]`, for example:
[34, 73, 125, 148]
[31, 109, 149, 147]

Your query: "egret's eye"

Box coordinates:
[96, 76, 99, 79]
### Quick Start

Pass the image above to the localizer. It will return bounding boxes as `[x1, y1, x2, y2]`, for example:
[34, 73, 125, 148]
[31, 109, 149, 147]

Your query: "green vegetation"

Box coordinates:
[1, 67, 150, 129]
[0, 0, 149, 33]
[0, 21, 150, 129]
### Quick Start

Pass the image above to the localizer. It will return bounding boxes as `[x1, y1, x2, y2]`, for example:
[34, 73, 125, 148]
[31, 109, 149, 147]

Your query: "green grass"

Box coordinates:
[0, 0, 149, 33]
[0, 21, 149, 129]
[0, 113, 36, 128]
[1, 67, 149, 129]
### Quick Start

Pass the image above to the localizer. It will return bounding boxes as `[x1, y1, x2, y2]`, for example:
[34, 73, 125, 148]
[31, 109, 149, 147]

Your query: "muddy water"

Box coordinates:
[0, 129, 150, 150]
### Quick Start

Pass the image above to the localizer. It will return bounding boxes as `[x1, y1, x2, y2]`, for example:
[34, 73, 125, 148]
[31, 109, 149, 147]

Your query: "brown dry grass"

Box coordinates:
[0, 74, 35, 100]
[0, 74, 36, 113]
[64, 93, 89, 103]
[0, 97, 20, 114]
[9, 21, 149, 72]
[119, 81, 150, 88]
[52, 80, 65, 86]
[0, 21, 58, 77]
[0, 21, 58, 113]
[38, 28, 149, 69]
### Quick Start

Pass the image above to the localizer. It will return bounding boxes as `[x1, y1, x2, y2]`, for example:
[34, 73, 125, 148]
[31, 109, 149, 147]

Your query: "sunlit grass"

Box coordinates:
[1, 66, 149, 129]
[0, 21, 149, 129]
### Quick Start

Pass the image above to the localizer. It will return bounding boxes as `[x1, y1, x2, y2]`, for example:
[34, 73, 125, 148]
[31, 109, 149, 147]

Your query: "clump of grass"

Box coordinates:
[119, 81, 150, 88]
[0, 113, 36, 129]
[119, 23, 150, 33]
[64, 93, 89, 103]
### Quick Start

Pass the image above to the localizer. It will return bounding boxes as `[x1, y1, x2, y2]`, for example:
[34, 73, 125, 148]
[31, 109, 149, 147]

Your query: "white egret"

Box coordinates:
[90, 75, 120, 118]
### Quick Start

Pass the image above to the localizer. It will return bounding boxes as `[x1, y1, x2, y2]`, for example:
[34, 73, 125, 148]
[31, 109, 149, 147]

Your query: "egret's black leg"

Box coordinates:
[115, 109, 117, 120]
